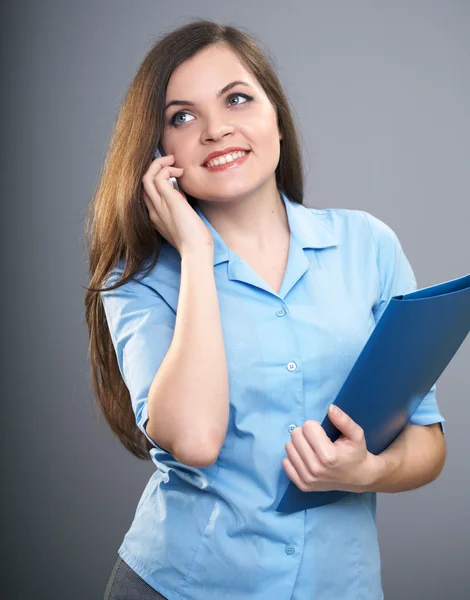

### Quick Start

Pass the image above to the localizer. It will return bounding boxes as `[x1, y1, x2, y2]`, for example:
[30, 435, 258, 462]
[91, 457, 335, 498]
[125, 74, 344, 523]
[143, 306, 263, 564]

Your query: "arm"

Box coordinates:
[101, 249, 229, 468]
[146, 250, 229, 467]
[362, 422, 446, 493]
[362, 211, 447, 493]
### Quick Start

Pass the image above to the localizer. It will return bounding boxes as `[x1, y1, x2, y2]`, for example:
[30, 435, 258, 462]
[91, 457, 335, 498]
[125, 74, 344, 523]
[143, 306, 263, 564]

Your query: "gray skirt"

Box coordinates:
[104, 555, 168, 600]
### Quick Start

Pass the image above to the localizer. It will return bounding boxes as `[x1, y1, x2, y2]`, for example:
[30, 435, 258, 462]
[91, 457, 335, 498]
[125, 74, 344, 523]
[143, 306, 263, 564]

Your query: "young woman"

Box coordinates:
[85, 19, 446, 600]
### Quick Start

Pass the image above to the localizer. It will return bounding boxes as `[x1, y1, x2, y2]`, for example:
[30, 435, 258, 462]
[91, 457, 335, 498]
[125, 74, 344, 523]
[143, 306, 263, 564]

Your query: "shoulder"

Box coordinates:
[359, 210, 400, 246]
[301, 205, 406, 272]
[303, 205, 396, 246]
[101, 245, 181, 311]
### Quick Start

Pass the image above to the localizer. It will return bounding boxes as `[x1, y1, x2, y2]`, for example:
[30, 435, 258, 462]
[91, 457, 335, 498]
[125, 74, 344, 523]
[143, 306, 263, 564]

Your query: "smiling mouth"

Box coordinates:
[203, 150, 251, 171]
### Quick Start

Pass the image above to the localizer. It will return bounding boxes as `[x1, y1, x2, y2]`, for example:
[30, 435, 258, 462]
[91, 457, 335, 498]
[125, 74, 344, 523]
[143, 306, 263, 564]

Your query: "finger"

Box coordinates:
[153, 166, 184, 197]
[142, 155, 175, 191]
[153, 165, 184, 181]
[300, 421, 337, 466]
[150, 153, 175, 170]
[285, 439, 318, 484]
[142, 165, 182, 209]
[328, 405, 364, 444]
[144, 155, 175, 188]
[141, 180, 163, 218]
[281, 457, 308, 492]
[142, 190, 160, 223]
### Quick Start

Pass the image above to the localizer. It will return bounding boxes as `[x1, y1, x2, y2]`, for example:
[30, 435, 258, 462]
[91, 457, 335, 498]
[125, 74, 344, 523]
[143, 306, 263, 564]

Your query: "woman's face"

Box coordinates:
[161, 44, 283, 202]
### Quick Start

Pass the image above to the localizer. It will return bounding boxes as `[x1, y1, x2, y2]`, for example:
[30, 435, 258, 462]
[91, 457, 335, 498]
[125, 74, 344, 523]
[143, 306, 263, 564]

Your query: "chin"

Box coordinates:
[186, 180, 246, 201]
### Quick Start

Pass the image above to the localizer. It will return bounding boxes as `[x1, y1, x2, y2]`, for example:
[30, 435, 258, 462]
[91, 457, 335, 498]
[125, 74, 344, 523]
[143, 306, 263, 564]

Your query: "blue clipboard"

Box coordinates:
[276, 272, 470, 513]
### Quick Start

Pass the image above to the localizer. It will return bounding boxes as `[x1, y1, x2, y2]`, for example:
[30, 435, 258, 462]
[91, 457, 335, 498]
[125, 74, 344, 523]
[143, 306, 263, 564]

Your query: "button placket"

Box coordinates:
[277, 304, 299, 459]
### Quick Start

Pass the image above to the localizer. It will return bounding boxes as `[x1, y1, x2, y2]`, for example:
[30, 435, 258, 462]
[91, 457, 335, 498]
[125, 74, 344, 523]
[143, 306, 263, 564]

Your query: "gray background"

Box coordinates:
[1, 1, 469, 598]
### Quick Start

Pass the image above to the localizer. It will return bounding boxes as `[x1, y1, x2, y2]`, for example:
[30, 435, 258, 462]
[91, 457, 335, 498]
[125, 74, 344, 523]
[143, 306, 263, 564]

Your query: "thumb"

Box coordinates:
[328, 404, 363, 443]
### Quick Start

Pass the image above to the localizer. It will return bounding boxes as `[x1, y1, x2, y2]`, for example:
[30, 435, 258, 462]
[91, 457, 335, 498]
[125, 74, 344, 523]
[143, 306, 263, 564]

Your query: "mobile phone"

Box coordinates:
[154, 144, 179, 191]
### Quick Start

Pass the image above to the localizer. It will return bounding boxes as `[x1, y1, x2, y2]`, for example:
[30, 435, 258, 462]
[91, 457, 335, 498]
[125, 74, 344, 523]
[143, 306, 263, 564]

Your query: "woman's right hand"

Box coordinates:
[142, 154, 214, 257]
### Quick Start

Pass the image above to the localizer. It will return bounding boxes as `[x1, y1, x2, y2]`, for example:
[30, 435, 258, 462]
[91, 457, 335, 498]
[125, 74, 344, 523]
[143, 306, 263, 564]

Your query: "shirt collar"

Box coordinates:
[193, 186, 339, 266]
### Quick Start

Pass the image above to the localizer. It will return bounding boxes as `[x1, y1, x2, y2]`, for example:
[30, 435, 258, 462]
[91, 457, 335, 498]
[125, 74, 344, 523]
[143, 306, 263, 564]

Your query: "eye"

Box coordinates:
[169, 112, 195, 127]
[227, 92, 251, 106]
[168, 92, 253, 127]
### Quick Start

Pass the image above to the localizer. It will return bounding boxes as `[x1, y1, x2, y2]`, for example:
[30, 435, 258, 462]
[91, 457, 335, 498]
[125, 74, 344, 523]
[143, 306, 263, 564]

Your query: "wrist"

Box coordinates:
[357, 453, 385, 493]
[181, 244, 214, 265]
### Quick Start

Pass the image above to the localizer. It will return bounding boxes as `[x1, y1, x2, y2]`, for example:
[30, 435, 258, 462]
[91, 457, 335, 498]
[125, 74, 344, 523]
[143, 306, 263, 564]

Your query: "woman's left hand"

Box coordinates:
[282, 405, 379, 493]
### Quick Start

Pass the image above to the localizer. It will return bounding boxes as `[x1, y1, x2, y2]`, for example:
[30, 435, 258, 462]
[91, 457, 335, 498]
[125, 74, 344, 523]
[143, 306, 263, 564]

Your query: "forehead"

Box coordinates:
[165, 45, 260, 98]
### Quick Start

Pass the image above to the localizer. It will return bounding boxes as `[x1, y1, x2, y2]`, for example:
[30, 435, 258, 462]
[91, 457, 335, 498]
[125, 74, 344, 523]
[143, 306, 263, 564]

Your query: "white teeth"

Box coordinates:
[205, 150, 247, 168]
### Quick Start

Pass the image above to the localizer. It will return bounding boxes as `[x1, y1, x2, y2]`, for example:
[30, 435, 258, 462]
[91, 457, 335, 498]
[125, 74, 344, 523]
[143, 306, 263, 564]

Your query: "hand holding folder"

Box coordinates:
[277, 271, 470, 513]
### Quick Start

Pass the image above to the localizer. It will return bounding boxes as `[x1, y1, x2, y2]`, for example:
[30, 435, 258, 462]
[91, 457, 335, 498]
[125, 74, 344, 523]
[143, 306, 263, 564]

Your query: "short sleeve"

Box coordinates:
[100, 265, 176, 449]
[363, 211, 446, 436]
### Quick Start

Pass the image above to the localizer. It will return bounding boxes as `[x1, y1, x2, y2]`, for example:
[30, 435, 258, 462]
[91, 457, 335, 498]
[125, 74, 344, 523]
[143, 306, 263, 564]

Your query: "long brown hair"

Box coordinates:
[84, 18, 306, 459]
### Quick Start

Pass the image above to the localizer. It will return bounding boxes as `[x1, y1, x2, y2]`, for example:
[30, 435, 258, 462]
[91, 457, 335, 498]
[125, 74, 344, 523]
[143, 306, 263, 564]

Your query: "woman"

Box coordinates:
[85, 19, 446, 600]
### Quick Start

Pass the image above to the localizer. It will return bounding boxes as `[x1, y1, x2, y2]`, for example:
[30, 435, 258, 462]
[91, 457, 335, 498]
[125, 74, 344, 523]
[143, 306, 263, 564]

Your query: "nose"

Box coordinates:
[201, 116, 236, 143]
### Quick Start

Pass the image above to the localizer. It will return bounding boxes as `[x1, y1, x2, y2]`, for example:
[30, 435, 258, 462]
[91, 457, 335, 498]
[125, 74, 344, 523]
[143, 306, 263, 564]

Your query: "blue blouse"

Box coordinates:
[100, 187, 445, 599]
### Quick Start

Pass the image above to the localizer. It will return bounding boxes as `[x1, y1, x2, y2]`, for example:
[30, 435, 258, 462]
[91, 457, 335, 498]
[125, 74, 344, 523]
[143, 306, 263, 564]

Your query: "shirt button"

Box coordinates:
[287, 362, 297, 372]
[276, 308, 286, 317]
[288, 424, 297, 433]
[285, 545, 295, 555]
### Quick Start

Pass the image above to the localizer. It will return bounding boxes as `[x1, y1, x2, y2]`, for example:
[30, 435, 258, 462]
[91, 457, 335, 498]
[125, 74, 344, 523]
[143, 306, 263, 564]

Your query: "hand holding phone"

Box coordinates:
[142, 149, 213, 256]
[154, 145, 179, 191]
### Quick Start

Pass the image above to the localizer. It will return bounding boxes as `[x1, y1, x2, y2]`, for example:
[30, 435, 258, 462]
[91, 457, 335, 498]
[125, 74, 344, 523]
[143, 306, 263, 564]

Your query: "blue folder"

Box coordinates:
[276, 272, 470, 513]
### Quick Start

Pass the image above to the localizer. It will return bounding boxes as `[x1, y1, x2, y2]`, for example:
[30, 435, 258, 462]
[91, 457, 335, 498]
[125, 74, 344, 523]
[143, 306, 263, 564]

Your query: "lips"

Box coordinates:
[203, 150, 251, 172]
[202, 148, 251, 166]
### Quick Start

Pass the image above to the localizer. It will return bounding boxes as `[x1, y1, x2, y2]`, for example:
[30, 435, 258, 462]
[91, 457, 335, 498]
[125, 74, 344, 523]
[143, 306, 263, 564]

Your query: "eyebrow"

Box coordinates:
[165, 80, 253, 111]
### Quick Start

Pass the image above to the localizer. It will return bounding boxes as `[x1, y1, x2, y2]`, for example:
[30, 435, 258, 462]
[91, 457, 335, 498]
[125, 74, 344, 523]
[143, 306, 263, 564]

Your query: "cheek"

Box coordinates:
[159, 130, 173, 154]
[253, 120, 281, 166]
[160, 130, 195, 166]
[244, 111, 278, 140]
[244, 115, 281, 159]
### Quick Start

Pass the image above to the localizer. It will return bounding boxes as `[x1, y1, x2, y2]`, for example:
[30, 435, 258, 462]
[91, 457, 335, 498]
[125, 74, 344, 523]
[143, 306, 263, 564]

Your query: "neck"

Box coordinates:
[195, 180, 290, 252]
